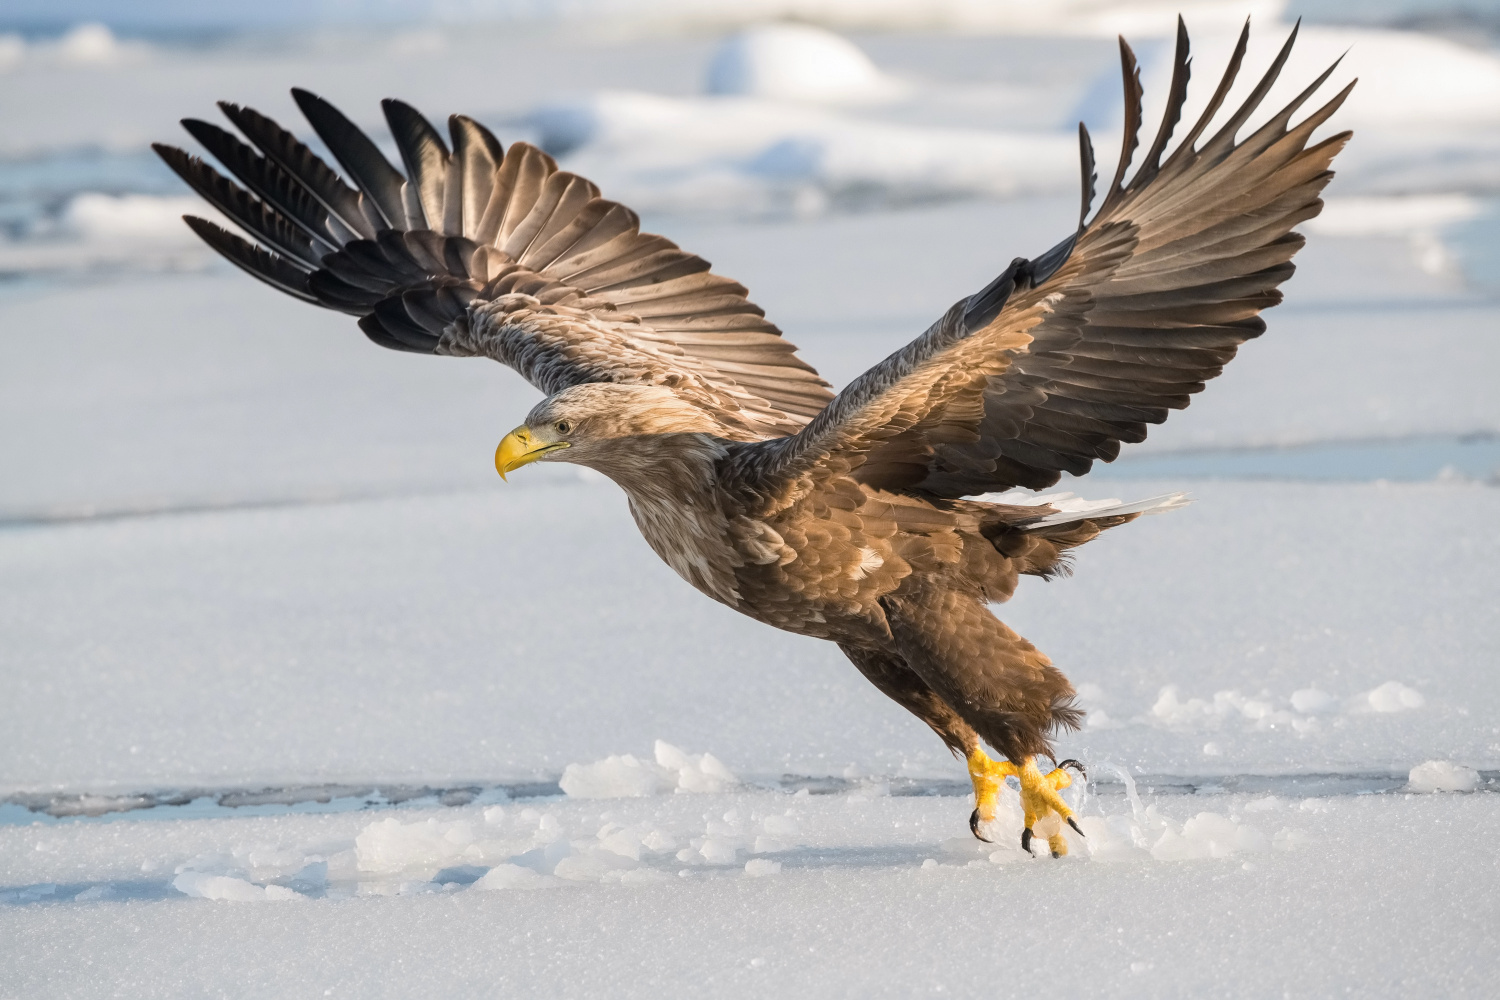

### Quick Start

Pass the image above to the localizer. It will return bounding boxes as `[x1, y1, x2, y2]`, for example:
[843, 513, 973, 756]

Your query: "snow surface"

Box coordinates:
[2, 789, 1498, 996]
[2, 12, 1499, 999]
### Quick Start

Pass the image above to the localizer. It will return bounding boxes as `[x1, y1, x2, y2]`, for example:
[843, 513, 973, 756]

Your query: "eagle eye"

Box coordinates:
[556, 419, 573, 434]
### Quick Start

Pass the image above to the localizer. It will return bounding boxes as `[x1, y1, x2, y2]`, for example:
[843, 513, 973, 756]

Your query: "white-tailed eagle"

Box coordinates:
[156, 19, 1350, 852]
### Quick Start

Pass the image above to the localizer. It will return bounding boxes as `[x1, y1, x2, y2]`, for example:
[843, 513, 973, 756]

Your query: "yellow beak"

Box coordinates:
[495, 425, 568, 480]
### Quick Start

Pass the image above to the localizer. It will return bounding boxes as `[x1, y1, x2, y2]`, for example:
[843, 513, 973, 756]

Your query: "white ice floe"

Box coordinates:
[705, 24, 900, 104]
[1144, 679, 1430, 733]
[0, 23, 151, 71]
[537, 89, 1079, 216]
[355, 817, 484, 873]
[171, 871, 303, 902]
[0, 193, 229, 276]
[59, 193, 209, 242]
[560, 740, 738, 798]
[1407, 760, 1480, 793]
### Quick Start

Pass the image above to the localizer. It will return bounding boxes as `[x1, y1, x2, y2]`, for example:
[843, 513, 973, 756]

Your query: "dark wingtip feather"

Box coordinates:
[383, 97, 451, 230]
[182, 215, 320, 304]
[217, 98, 372, 242]
[293, 87, 408, 230]
[1077, 123, 1097, 229]
[177, 117, 340, 258]
[1127, 16, 1191, 193]
[1198, 18, 1305, 159]
[155, 144, 320, 268]
[1097, 35, 1143, 218]
[1158, 17, 1251, 177]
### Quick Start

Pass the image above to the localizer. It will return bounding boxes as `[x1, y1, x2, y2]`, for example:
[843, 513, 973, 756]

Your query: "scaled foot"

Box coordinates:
[967, 751, 1085, 857]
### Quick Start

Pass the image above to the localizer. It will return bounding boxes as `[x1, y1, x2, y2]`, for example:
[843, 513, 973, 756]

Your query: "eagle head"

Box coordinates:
[495, 383, 723, 481]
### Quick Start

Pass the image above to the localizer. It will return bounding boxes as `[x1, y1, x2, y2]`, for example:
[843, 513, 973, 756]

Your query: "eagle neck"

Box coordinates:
[600, 434, 743, 606]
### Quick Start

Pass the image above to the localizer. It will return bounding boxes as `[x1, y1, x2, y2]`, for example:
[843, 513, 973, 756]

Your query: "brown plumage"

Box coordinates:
[157, 20, 1350, 824]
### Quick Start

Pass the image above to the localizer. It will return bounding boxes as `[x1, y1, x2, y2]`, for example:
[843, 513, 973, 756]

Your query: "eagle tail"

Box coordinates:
[1014, 491, 1192, 531]
[975, 491, 1190, 582]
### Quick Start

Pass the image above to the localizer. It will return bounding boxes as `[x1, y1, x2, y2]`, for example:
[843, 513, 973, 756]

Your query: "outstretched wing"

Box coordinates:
[725, 18, 1352, 506]
[155, 92, 833, 436]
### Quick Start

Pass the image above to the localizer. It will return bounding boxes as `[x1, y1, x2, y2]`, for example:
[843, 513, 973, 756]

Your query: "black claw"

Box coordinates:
[1051, 850, 1062, 859]
[1021, 827, 1034, 855]
[970, 809, 992, 843]
[1067, 816, 1085, 837]
[1059, 758, 1087, 779]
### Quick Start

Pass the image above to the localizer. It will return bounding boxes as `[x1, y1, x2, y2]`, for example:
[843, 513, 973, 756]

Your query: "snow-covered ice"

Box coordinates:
[2, 7, 1499, 997]
[3, 786, 1498, 996]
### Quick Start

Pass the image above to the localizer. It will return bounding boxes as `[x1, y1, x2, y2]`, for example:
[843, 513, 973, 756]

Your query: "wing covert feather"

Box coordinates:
[725, 17, 1353, 505]
[160, 92, 833, 434]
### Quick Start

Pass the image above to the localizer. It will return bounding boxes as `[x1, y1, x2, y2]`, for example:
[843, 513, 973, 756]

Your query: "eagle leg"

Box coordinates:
[965, 748, 1012, 842]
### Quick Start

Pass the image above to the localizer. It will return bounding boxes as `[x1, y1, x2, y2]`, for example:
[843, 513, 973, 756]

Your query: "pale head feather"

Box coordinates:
[520, 383, 729, 489]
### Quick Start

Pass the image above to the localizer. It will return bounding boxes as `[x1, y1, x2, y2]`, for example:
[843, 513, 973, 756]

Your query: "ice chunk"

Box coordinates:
[1291, 689, 1338, 714]
[655, 740, 738, 793]
[560, 753, 673, 798]
[1408, 760, 1480, 793]
[699, 838, 740, 865]
[1149, 812, 1270, 861]
[1365, 681, 1426, 713]
[560, 742, 738, 798]
[354, 817, 477, 873]
[472, 864, 555, 891]
[1077, 815, 1148, 861]
[554, 853, 632, 882]
[744, 858, 782, 877]
[172, 872, 302, 902]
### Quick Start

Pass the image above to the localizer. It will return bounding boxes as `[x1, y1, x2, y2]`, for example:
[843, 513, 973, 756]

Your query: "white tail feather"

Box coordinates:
[975, 489, 1193, 530]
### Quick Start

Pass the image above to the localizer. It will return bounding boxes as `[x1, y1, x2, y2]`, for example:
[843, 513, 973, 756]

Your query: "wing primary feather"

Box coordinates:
[292, 88, 407, 230]
[179, 119, 340, 257]
[154, 144, 321, 268]
[450, 115, 505, 241]
[1156, 18, 1251, 179]
[1230, 52, 1348, 163]
[382, 98, 449, 230]
[1128, 16, 1191, 193]
[1077, 123, 1097, 229]
[1096, 36, 1143, 218]
[182, 216, 320, 304]
[1196, 19, 1303, 162]
[218, 100, 372, 241]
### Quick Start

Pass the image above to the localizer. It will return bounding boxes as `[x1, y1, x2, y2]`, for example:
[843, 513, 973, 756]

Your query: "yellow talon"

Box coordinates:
[966, 748, 1009, 840]
[1016, 756, 1084, 857]
[968, 751, 1085, 854]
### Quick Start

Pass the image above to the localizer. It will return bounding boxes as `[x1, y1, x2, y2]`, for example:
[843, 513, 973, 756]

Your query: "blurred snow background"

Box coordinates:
[2, 2, 1498, 997]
